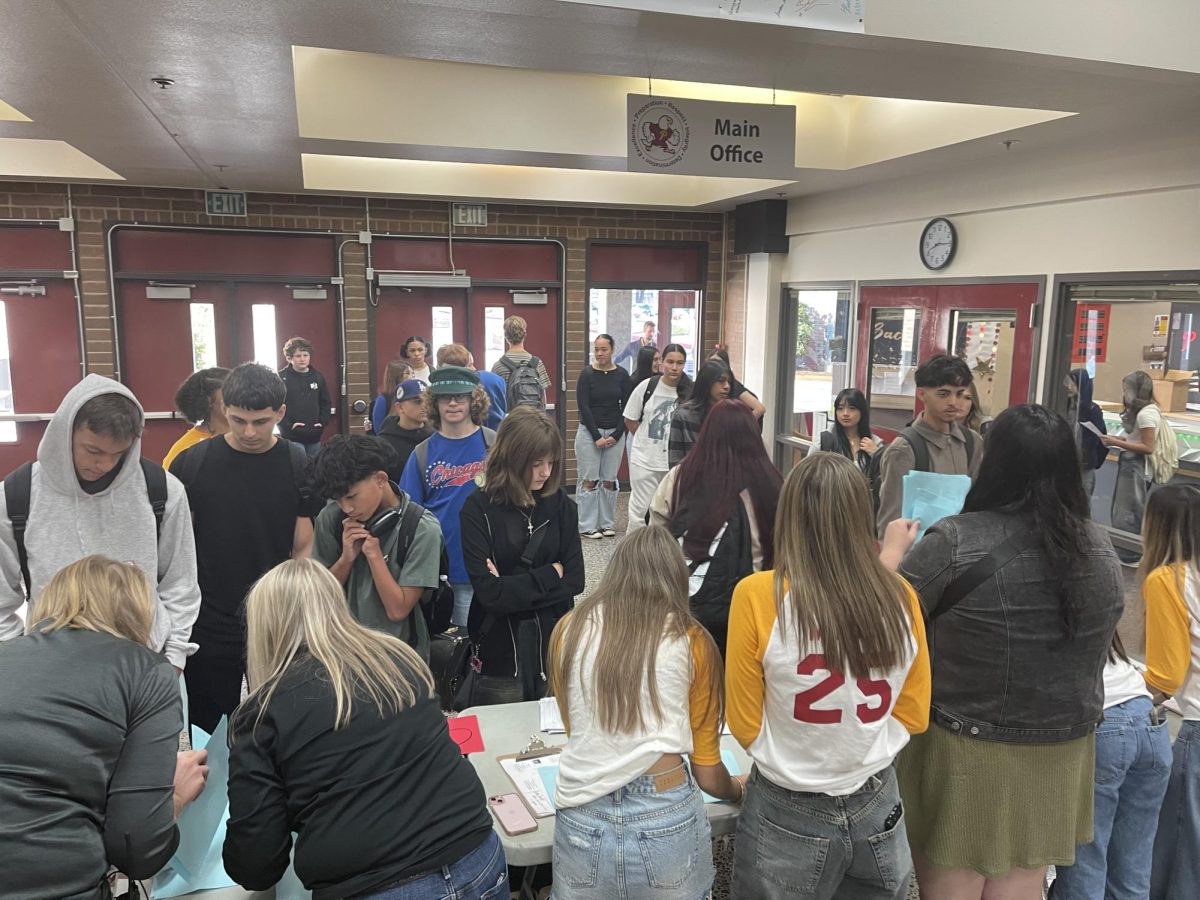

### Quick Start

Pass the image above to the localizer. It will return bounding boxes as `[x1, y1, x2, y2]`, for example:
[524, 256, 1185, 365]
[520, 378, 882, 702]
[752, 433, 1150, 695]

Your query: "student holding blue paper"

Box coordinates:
[547, 526, 743, 899]
[0, 556, 209, 899]
[224, 558, 503, 900]
[897, 404, 1123, 900]
[876, 354, 984, 538]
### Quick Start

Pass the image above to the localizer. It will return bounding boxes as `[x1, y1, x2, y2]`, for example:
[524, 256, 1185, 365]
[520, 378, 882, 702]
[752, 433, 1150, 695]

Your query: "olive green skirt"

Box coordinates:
[895, 725, 1095, 878]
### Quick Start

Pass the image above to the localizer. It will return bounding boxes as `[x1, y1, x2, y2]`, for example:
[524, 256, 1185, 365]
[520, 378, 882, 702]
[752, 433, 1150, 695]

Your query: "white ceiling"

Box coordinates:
[1, 0, 1198, 209]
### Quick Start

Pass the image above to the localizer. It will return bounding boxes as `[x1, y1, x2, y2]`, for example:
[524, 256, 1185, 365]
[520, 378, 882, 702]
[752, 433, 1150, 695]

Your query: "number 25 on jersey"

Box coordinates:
[793, 653, 892, 725]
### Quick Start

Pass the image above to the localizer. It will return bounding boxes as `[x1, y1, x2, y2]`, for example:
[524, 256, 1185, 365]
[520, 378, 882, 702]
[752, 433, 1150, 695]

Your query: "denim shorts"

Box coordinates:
[552, 767, 714, 899]
[732, 765, 911, 900]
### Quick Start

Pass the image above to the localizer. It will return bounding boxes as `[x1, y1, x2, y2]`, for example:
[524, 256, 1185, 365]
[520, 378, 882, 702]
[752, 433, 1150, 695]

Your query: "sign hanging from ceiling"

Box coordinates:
[558, 0, 865, 34]
[626, 94, 796, 178]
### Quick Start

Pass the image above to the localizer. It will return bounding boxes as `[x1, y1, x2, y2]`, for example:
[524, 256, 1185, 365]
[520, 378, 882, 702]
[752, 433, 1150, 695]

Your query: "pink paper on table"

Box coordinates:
[448, 715, 485, 754]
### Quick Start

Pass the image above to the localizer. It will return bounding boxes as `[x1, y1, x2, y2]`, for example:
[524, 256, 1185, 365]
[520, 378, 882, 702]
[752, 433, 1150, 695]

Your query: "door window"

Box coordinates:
[588, 288, 702, 376]
[251, 304, 278, 368]
[0, 303, 15, 443]
[950, 309, 1017, 420]
[483, 306, 506, 370]
[868, 307, 922, 433]
[190, 302, 218, 371]
[431, 306, 455, 356]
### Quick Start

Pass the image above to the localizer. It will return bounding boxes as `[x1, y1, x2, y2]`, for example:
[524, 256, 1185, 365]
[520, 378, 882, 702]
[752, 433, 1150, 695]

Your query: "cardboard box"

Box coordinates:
[1152, 369, 1193, 412]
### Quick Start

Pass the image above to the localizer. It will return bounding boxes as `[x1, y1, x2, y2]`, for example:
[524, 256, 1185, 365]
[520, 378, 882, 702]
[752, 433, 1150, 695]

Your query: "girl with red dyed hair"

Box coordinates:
[650, 399, 782, 654]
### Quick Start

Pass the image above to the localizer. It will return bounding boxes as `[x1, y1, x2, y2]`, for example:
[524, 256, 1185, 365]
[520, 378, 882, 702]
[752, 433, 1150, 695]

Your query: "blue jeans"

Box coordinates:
[360, 830, 508, 899]
[574, 426, 621, 533]
[732, 765, 911, 900]
[451, 583, 473, 628]
[552, 767, 714, 899]
[1151, 719, 1200, 899]
[1054, 696, 1172, 900]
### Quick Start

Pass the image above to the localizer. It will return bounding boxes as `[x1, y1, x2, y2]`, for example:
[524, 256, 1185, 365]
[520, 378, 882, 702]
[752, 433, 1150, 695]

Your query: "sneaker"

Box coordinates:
[600, 528, 617, 537]
[581, 531, 604, 540]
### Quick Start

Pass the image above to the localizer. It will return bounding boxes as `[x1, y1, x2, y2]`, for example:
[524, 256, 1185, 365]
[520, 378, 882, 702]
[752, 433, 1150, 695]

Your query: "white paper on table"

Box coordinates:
[1081, 421, 1105, 438]
[498, 755, 558, 818]
[538, 696, 565, 733]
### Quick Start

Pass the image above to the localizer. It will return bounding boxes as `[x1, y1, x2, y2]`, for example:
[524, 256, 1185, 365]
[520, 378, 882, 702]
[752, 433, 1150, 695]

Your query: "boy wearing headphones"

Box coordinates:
[311, 435, 443, 659]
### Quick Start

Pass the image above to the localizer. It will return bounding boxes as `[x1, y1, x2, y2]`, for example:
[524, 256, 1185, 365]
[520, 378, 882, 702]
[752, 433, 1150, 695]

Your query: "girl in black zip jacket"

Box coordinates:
[459, 408, 586, 705]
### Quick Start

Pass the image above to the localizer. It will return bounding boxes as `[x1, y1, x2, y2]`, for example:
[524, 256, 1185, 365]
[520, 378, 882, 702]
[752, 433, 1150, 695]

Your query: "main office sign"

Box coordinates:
[627, 94, 796, 179]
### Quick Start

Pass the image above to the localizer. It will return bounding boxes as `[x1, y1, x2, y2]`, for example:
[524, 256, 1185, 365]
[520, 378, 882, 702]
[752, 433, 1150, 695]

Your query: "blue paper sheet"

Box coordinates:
[901, 470, 971, 539]
[537, 750, 742, 807]
[153, 717, 312, 899]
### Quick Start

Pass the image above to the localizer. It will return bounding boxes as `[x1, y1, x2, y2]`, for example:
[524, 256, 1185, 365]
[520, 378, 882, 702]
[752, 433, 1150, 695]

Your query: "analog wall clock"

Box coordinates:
[920, 217, 957, 270]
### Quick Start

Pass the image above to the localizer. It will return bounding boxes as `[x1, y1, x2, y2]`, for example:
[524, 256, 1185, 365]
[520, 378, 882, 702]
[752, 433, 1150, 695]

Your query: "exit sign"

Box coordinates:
[205, 190, 247, 217]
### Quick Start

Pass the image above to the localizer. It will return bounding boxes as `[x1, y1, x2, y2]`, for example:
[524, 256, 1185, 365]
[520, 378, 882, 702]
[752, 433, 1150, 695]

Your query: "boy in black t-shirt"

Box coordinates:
[171, 363, 319, 732]
[278, 336, 332, 458]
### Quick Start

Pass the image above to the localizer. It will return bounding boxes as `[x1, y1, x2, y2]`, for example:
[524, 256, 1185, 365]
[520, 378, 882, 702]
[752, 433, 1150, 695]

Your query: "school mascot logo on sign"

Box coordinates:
[631, 99, 689, 169]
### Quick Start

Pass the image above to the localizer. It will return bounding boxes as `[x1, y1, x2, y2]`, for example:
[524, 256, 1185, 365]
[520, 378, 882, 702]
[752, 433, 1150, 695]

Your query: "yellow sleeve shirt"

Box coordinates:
[1143, 564, 1193, 697]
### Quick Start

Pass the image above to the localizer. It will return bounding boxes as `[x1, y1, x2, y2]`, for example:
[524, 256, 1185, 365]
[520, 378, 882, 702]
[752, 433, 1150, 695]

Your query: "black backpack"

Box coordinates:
[497, 355, 546, 410]
[4, 457, 167, 599]
[819, 430, 885, 513]
[671, 500, 752, 658]
[636, 374, 692, 422]
[396, 498, 454, 637]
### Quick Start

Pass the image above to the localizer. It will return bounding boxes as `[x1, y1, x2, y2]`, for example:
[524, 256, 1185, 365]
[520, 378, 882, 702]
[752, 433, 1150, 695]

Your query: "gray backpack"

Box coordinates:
[497, 355, 546, 410]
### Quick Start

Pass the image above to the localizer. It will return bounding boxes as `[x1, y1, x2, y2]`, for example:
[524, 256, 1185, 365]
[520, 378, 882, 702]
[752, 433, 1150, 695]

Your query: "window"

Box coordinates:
[189, 302, 217, 372]
[484, 306, 506, 370]
[950, 309, 1017, 420]
[588, 288, 702, 376]
[867, 307, 922, 433]
[431, 306, 454, 356]
[0, 302, 14, 443]
[251, 304, 278, 369]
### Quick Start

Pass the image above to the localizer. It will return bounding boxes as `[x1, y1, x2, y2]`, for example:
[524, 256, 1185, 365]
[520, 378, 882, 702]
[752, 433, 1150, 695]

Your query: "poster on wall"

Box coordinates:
[1070, 303, 1110, 365]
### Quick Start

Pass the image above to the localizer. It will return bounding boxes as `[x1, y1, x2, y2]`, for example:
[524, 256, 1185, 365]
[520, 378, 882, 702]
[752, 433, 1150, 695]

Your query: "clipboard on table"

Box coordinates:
[495, 735, 561, 818]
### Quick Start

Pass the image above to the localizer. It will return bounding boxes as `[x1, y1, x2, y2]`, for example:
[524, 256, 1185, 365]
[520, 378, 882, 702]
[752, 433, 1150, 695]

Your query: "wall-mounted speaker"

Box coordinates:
[733, 199, 789, 255]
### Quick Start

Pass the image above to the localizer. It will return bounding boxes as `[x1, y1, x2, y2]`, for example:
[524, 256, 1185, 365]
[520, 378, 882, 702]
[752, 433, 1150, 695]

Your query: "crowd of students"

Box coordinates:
[0, 325, 1196, 899]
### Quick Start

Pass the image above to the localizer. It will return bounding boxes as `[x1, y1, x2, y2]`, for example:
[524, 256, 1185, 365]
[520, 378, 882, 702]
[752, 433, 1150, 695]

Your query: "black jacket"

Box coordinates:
[459, 486, 585, 678]
[377, 416, 433, 479]
[224, 654, 492, 899]
[278, 366, 332, 444]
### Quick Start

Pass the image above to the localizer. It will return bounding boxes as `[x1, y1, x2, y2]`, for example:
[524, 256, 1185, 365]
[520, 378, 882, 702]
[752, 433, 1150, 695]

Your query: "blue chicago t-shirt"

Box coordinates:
[400, 430, 490, 584]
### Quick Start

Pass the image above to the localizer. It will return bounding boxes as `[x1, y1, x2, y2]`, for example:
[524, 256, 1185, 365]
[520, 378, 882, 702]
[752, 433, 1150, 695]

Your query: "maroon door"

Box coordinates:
[856, 283, 1039, 436]
[120, 281, 343, 462]
[469, 287, 560, 411]
[373, 287, 469, 381]
[0, 281, 83, 473]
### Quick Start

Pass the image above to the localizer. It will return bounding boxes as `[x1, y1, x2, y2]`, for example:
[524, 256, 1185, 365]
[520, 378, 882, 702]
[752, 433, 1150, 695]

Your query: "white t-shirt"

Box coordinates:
[409, 365, 431, 385]
[1123, 403, 1161, 481]
[1102, 657, 1152, 710]
[623, 378, 680, 473]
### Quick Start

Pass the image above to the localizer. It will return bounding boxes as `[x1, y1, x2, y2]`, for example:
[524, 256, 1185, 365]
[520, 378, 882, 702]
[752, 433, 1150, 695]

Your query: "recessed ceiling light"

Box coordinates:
[151, 77, 175, 89]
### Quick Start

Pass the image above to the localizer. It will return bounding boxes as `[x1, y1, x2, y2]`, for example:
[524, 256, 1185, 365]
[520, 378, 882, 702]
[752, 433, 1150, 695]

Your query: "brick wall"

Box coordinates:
[721, 212, 749, 377]
[0, 182, 730, 481]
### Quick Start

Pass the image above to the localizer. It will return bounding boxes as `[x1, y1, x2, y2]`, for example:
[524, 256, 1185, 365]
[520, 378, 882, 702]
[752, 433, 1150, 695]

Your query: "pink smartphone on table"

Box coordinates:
[489, 793, 538, 835]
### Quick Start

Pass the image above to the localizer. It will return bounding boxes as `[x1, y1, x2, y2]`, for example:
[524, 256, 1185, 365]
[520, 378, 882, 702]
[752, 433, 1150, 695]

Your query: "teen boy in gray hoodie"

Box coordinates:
[0, 375, 201, 670]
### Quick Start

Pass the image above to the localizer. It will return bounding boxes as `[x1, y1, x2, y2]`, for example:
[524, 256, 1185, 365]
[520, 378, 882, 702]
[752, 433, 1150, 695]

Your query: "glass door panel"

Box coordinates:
[867, 307, 922, 433]
[950, 309, 1017, 420]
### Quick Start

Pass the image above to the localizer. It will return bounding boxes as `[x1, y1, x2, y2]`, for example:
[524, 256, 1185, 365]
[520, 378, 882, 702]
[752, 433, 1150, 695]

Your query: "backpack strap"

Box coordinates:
[397, 495, 424, 560]
[285, 439, 312, 510]
[928, 533, 1026, 621]
[179, 434, 211, 486]
[495, 357, 514, 379]
[963, 428, 976, 465]
[481, 427, 497, 450]
[639, 375, 662, 423]
[3, 462, 33, 599]
[899, 426, 930, 473]
[139, 458, 168, 540]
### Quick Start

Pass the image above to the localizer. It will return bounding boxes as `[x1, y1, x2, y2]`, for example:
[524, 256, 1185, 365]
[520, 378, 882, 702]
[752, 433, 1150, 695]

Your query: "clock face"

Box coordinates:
[920, 218, 956, 270]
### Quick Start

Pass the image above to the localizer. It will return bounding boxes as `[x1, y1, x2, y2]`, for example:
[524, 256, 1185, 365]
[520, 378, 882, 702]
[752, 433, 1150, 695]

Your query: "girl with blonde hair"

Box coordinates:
[459, 406, 584, 705]
[223, 558, 504, 899]
[0, 556, 208, 898]
[548, 526, 743, 898]
[727, 452, 930, 899]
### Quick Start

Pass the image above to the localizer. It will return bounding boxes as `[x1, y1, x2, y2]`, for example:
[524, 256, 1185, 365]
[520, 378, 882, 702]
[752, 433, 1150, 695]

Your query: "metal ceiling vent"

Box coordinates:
[452, 203, 487, 227]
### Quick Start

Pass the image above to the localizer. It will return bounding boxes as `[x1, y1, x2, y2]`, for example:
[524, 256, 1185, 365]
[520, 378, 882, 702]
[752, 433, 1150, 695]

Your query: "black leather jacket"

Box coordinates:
[901, 510, 1123, 743]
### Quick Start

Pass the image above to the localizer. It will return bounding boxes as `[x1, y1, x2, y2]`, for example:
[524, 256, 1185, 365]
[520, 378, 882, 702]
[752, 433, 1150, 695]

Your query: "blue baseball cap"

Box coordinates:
[395, 379, 425, 403]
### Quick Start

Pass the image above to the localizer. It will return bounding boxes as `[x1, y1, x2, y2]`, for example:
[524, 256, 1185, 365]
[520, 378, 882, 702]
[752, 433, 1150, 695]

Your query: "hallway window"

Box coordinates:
[589, 288, 702, 377]
[251, 304, 278, 369]
[0, 303, 14, 443]
[189, 302, 217, 372]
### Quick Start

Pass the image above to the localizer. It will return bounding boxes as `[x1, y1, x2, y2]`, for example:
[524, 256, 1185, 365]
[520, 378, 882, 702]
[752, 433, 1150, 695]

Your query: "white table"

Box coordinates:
[459, 700, 751, 868]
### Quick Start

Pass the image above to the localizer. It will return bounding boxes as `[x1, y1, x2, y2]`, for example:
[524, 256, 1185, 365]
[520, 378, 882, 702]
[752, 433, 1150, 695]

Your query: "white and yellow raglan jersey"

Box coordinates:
[1144, 563, 1200, 720]
[725, 571, 931, 796]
